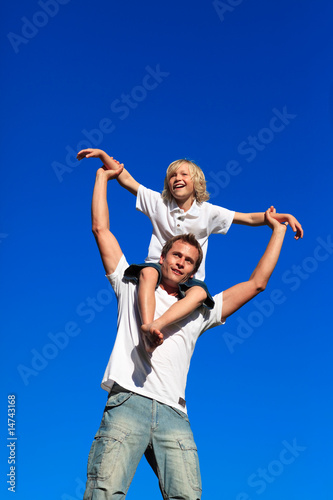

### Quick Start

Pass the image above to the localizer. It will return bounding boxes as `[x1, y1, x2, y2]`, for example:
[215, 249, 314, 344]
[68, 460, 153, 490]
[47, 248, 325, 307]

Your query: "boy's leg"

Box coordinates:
[138, 267, 158, 324]
[144, 286, 207, 335]
[138, 267, 163, 352]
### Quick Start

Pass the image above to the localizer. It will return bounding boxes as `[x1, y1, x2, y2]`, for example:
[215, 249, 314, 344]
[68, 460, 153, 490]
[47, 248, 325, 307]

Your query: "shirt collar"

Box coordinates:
[169, 198, 201, 218]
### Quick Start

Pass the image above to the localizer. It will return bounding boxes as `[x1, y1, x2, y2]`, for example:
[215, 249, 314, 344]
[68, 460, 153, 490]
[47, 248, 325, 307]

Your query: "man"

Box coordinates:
[83, 166, 288, 500]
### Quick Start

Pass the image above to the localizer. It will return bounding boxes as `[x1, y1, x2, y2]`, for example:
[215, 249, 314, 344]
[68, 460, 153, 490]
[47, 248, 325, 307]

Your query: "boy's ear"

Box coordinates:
[159, 254, 164, 265]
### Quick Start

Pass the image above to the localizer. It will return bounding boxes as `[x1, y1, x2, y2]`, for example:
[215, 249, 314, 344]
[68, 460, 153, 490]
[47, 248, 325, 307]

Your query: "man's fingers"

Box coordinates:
[111, 165, 124, 176]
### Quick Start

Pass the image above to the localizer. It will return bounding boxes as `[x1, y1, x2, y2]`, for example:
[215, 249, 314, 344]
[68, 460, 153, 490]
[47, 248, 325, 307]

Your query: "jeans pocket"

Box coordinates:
[178, 437, 202, 492]
[105, 390, 132, 409]
[87, 425, 130, 481]
[170, 406, 190, 423]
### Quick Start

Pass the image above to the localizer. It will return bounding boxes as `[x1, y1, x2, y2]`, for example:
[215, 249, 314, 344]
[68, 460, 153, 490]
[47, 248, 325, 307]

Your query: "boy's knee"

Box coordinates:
[139, 267, 159, 282]
[185, 286, 207, 304]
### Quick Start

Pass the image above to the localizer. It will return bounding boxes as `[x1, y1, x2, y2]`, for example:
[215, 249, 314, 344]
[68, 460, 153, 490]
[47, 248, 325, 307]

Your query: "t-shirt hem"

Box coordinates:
[101, 378, 188, 414]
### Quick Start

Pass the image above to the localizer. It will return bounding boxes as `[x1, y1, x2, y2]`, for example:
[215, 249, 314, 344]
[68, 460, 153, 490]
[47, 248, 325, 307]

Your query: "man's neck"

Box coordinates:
[159, 281, 179, 297]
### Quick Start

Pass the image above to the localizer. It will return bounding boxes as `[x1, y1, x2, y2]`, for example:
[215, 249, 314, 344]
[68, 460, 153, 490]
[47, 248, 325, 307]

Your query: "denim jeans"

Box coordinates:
[83, 385, 202, 500]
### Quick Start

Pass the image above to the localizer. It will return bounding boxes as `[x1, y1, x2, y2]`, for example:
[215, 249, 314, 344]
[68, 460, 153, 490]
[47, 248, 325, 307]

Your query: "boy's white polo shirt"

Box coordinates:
[136, 185, 235, 280]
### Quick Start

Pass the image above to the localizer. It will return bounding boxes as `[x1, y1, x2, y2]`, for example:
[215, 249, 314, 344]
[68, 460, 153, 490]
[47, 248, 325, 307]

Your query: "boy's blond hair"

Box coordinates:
[161, 159, 210, 204]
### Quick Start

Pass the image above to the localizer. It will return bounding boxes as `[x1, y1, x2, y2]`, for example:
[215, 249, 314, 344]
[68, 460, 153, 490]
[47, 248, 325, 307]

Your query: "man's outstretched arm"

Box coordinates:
[91, 167, 124, 275]
[221, 208, 287, 322]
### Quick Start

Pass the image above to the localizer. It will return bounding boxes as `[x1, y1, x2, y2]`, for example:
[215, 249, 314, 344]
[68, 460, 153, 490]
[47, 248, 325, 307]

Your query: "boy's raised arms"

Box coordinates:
[77, 148, 140, 196]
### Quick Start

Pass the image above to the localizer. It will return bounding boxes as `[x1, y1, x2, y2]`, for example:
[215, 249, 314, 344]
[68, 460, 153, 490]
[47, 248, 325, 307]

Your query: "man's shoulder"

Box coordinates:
[106, 254, 129, 285]
[196, 292, 224, 331]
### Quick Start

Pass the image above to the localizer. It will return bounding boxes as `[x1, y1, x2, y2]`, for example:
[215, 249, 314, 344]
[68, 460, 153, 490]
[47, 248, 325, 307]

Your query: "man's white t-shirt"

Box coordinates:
[136, 185, 235, 280]
[101, 254, 224, 413]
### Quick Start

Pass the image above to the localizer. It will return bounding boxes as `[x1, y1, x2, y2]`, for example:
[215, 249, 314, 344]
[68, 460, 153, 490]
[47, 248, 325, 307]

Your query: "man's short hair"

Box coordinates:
[161, 234, 203, 275]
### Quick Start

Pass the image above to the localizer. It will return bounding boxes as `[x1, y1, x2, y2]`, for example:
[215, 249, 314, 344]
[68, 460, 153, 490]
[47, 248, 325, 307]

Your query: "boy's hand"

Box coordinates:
[77, 148, 124, 172]
[77, 148, 104, 160]
[271, 212, 303, 239]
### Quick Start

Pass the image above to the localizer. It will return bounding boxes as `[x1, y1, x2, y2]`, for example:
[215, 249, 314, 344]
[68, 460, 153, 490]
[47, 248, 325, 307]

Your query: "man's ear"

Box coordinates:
[159, 254, 164, 265]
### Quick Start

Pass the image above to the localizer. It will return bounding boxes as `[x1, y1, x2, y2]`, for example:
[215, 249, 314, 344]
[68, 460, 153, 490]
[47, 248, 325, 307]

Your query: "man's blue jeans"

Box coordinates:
[83, 384, 202, 499]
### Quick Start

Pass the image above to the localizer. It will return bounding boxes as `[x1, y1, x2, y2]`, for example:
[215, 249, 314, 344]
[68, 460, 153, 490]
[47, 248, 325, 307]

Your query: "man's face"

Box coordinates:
[168, 163, 195, 203]
[159, 240, 199, 288]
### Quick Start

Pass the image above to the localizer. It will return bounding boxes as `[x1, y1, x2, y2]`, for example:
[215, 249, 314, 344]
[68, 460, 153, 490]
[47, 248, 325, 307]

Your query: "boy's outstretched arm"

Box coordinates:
[221, 208, 287, 321]
[233, 209, 303, 239]
[91, 166, 124, 275]
[78, 148, 140, 196]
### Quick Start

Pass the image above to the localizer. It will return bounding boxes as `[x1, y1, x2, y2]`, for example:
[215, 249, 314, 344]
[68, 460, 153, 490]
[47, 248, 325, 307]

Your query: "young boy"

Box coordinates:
[77, 148, 303, 351]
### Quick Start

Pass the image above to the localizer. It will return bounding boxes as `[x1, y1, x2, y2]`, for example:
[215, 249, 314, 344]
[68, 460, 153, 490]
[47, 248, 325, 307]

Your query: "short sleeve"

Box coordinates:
[136, 185, 161, 218]
[199, 292, 224, 334]
[106, 254, 129, 297]
[208, 204, 235, 235]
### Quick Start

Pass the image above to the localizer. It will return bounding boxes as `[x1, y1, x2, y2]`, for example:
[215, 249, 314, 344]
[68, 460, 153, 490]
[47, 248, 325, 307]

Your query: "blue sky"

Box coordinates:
[1, 0, 333, 498]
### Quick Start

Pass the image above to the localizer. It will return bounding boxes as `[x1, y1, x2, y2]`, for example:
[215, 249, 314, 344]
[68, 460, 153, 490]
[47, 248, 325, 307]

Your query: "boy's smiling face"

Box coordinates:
[168, 162, 195, 207]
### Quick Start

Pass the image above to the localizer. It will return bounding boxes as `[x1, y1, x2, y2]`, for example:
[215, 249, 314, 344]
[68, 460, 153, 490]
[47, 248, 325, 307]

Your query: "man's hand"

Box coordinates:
[96, 165, 124, 181]
[265, 206, 288, 234]
[270, 211, 303, 239]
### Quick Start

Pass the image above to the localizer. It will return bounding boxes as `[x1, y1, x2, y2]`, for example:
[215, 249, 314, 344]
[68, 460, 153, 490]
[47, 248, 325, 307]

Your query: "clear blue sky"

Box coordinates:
[1, 1, 333, 499]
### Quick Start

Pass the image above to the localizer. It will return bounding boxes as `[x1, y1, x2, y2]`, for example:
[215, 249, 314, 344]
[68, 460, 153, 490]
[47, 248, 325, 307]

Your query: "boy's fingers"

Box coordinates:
[77, 148, 94, 159]
[77, 150, 89, 159]
[295, 227, 303, 239]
